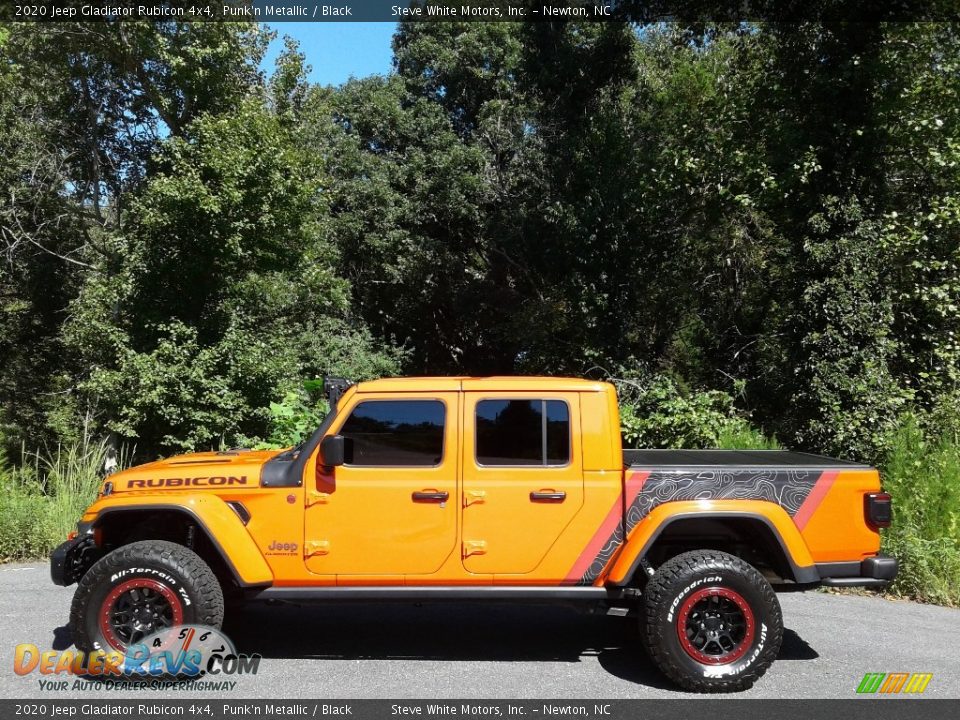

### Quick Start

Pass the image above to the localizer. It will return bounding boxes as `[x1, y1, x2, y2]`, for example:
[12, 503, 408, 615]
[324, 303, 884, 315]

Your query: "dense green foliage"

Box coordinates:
[616, 373, 776, 450]
[0, 20, 957, 601]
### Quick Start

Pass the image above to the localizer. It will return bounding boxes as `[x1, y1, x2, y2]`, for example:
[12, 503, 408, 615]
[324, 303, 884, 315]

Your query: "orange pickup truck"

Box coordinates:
[51, 376, 896, 691]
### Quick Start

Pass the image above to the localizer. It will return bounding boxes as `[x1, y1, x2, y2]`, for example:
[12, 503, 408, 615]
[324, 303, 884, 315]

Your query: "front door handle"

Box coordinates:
[530, 490, 566, 502]
[412, 490, 449, 503]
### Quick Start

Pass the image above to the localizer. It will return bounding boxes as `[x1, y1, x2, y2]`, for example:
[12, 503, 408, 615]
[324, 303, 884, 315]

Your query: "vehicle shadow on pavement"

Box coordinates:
[218, 602, 817, 688]
[779, 628, 819, 661]
[52, 625, 74, 651]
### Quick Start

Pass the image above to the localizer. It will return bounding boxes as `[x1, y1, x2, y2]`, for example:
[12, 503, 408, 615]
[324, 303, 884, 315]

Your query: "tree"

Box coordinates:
[65, 90, 398, 454]
[0, 20, 274, 451]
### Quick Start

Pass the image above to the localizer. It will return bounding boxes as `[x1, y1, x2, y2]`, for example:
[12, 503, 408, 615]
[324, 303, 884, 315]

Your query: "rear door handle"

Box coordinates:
[530, 491, 566, 502]
[412, 490, 449, 503]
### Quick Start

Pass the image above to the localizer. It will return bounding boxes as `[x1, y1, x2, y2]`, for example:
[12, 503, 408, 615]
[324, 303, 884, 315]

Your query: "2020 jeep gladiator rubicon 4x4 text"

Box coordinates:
[51, 376, 897, 691]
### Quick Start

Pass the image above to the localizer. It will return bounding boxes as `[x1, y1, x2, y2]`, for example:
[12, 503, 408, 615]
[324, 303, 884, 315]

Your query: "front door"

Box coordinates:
[303, 392, 459, 577]
[461, 392, 584, 575]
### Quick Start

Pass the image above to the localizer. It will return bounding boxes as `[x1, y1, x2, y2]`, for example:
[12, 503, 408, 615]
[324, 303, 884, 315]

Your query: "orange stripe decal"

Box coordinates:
[563, 470, 650, 584]
[793, 470, 838, 530]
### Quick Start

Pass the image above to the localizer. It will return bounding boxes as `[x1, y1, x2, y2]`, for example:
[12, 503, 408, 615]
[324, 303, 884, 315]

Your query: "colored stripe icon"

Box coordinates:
[857, 672, 933, 694]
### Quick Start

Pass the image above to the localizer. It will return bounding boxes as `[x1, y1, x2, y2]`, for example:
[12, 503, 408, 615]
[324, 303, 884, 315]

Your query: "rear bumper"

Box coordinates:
[818, 555, 898, 588]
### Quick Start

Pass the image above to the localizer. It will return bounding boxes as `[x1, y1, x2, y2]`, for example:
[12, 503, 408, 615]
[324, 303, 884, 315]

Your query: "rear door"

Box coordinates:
[461, 392, 584, 575]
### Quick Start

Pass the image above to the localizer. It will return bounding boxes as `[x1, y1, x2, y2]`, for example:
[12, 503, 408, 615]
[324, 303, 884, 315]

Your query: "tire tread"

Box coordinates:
[70, 540, 224, 653]
[641, 549, 783, 693]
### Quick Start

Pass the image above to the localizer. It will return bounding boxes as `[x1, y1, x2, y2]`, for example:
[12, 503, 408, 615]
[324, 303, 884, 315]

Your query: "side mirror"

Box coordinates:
[319, 435, 347, 467]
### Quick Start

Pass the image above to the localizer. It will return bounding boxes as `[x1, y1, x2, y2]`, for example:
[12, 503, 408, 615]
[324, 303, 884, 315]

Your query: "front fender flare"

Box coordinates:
[84, 494, 273, 587]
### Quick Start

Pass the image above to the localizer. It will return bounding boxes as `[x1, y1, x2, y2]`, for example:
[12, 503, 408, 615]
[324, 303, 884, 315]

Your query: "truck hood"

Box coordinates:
[105, 449, 283, 493]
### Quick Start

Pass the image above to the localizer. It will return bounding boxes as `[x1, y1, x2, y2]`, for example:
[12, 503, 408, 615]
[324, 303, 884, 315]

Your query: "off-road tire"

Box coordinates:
[641, 549, 782, 692]
[70, 540, 224, 653]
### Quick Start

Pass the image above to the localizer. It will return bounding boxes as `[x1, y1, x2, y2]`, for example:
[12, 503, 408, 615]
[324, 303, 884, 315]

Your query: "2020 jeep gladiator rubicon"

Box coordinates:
[51, 376, 897, 691]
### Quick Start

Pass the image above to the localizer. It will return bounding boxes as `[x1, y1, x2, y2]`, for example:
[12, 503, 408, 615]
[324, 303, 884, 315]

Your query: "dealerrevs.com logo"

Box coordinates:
[856, 672, 933, 695]
[15, 625, 260, 691]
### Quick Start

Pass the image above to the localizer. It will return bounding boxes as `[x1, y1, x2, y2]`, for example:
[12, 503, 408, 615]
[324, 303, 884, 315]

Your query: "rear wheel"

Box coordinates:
[70, 540, 224, 653]
[641, 549, 782, 692]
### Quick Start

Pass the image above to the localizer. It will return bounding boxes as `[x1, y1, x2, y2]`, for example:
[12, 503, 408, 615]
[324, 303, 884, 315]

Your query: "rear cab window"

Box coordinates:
[475, 399, 570, 466]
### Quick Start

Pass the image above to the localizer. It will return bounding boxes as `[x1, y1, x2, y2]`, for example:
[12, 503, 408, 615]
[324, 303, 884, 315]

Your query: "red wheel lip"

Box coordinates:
[98, 578, 183, 652]
[676, 586, 755, 666]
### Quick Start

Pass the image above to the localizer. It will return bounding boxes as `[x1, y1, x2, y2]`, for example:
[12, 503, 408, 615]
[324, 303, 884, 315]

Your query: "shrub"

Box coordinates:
[614, 373, 773, 449]
[715, 423, 780, 450]
[237, 379, 331, 449]
[880, 416, 960, 606]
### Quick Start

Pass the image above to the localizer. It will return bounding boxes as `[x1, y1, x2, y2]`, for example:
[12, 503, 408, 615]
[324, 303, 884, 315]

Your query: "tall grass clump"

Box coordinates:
[880, 416, 960, 606]
[41, 436, 112, 544]
[0, 446, 57, 560]
[0, 436, 113, 561]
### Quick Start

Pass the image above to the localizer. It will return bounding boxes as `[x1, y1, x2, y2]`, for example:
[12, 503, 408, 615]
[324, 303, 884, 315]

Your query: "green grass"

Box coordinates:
[879, 417, 960, 607]
[0, 437, 109, 561]
[0, 471, 58, 561]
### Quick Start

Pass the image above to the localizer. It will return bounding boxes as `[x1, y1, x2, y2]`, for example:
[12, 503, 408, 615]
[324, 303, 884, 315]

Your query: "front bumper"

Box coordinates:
[50, 533, 99, 586]
[818, 555, 899, 588]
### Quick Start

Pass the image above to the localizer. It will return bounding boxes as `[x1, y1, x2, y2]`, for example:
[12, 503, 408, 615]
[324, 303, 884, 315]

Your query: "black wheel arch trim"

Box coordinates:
[89, 504, 269, 588]
[611, 510, 821, 587]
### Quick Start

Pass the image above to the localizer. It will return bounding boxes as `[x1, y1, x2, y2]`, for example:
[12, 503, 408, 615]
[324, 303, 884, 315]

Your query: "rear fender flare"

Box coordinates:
[606, 500, 819, 586]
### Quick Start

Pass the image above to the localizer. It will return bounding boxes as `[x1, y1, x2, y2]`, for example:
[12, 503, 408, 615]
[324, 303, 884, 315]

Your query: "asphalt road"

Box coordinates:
[1, 561, 957, 700]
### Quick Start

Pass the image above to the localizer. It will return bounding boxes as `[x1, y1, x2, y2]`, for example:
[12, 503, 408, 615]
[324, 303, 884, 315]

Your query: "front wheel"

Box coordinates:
[641, 549, 783, 692]
[70, 540, 224, 653]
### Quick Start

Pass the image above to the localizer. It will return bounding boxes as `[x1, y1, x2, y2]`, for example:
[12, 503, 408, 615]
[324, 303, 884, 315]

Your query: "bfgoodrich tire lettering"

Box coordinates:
[641, 549, 783, 692]
[70, 540, 224, 653]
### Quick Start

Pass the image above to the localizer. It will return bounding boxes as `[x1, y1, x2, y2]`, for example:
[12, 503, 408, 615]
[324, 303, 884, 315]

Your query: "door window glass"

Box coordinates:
[340, 400, 445, 466]
[476, 399, 570, 466]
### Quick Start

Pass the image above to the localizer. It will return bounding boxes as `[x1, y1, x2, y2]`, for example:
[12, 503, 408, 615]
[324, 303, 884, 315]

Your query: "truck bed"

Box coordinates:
[623, 448, 871, 469]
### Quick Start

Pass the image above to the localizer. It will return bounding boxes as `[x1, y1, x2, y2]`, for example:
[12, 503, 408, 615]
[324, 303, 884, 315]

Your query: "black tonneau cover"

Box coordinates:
[623, 449, 871, 469]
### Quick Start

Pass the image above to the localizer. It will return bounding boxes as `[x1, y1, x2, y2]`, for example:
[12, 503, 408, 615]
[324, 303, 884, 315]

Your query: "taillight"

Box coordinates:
[866, 492, 892, 529]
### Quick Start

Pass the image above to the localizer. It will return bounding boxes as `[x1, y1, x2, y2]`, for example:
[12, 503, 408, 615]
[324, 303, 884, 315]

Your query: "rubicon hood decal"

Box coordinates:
[106, 450, 282, 492]
[125, 476, 250, 489]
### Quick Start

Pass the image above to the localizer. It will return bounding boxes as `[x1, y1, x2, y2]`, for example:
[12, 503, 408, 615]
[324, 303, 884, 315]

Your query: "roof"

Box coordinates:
[355, 376, 611, 393]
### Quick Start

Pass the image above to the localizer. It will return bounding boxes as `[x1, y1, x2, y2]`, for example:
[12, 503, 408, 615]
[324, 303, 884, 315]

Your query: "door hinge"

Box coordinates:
[305, 540, 330, 557]
[462, 540, 487, 558]
[306, 491, 331, 507]
[463, 490, 486, 507]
